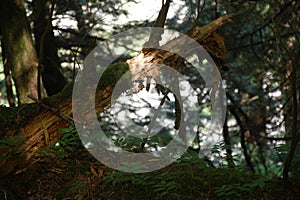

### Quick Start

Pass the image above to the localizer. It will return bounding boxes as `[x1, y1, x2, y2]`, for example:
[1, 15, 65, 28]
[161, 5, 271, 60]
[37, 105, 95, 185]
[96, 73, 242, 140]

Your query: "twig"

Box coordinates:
[190, 0, 206, 30]
[38, 116, 49, 145]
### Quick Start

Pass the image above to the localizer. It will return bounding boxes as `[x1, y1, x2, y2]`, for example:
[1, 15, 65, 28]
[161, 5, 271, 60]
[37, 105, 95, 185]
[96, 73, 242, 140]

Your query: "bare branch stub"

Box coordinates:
[128, 14, 233, 87]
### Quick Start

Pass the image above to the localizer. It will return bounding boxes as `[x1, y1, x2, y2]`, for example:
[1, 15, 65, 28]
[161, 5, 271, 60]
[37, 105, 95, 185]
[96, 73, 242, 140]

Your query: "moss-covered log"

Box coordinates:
[0, 14, 232, 178]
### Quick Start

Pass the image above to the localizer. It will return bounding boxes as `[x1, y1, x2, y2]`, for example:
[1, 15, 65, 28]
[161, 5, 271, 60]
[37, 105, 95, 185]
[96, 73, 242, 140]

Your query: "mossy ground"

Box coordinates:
[0, 142, 296, 200]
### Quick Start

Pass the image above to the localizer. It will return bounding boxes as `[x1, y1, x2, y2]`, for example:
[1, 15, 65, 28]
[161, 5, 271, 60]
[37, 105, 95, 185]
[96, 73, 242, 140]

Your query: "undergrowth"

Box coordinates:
[0, 125, 295, 199]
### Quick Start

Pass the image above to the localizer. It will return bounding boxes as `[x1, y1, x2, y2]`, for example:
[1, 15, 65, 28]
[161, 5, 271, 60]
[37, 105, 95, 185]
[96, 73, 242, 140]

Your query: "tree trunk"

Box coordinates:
[33, 0, 66, 96]
[0, 14, 232, 178]
[0, 0, 45, 103]
[1, 39, 16, 107]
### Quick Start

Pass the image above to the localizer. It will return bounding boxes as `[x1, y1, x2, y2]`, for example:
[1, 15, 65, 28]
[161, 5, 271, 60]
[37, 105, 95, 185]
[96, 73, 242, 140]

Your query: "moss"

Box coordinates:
[0, 82, 74, 136]
[0, 61, 129, 135]
[40, 82, 74, 106]
[0, 103, 41, 136]
[98, 62, 130, 90]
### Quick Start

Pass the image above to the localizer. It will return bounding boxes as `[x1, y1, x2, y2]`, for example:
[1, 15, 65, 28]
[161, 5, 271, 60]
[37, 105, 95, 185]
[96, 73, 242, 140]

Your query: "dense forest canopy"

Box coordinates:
[0, 0, 299, 199]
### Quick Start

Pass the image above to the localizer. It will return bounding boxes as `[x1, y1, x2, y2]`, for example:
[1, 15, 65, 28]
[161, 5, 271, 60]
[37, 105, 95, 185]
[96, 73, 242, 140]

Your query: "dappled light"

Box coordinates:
[0, 0, 300, 199]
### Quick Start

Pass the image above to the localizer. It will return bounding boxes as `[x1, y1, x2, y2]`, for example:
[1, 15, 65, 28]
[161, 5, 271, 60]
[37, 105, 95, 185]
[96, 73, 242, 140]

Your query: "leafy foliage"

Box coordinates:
[103, 150, 288, 199]
[36, 125, 81, 159]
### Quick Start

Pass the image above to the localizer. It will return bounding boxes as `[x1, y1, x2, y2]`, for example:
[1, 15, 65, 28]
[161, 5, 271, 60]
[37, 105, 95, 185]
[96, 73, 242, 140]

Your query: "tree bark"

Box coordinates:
[1, 39, 16, 107]
[0, 0, 45, 103]
[33, 0, 66, 96]
[0, 14, 232, 178]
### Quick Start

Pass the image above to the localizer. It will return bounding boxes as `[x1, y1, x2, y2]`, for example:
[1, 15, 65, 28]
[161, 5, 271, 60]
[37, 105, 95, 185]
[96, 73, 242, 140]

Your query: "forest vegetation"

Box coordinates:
[0, 0, 300, 199]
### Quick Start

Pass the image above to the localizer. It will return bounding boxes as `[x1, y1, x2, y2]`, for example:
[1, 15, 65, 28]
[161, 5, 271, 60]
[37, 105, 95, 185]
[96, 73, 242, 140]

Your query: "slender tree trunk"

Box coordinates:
[1, 39, 15, 106]
[222, 112, 235, 168]
[33, 0, 66, 96]
[0, 0, 45, 103]
[283, 52, 299, 187]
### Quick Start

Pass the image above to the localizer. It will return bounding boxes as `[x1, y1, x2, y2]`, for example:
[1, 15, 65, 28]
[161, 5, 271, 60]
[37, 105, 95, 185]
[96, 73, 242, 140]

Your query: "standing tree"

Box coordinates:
[0, 0, 44, 103]
[32, 0, 66, 96]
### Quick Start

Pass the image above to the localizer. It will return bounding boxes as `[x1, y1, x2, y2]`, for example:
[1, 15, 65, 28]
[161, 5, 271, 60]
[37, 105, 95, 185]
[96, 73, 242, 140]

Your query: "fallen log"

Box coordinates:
[0, 14, 232, 178]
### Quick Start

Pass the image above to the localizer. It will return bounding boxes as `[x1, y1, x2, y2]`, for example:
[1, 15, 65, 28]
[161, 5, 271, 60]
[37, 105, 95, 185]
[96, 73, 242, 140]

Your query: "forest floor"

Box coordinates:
[1, 144, 299, 200]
